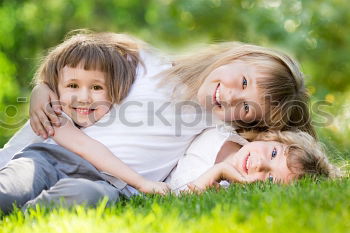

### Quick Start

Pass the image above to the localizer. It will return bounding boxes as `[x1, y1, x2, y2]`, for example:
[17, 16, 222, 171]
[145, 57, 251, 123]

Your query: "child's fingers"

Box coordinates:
[187, 183, 196, 192]
[44, 104, 61, 128]
[49, 92, 62, 115]
[213, 182, 220, 190]
[223, 166, 248, 184]
[36, 111, 53, 138]
[187, 183, 203, 194]
[30, 114, 48, 139]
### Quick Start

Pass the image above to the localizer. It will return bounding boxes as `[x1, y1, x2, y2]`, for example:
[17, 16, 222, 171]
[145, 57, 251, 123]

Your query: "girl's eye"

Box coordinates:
[67, 83, 78, 88]
[268, 174, 274, 182]
[271, 148, 277, 159]
[92, 85, 103, 90]
[242, 76, 247, 89]
[243, 102, 249, 113]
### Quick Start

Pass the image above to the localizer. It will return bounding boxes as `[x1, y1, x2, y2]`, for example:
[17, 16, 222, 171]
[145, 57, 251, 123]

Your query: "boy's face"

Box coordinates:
[57, 65, 112, 127]
[226, 141, 297, 184]
[197, 60, 267, 123]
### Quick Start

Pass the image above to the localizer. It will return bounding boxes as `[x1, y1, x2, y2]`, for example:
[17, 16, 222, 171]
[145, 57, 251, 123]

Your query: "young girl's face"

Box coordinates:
[58, 65, 112, 127]
[226, 141, 296, 184]
[197, 60, 267, 123]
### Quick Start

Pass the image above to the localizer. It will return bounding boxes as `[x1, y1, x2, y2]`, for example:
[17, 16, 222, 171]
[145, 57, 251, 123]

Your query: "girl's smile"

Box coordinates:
[198, 60, 267, 123]
[243, 153, 249, 174]
[224, 140, 296, 184]
[213, 83, 221, 107]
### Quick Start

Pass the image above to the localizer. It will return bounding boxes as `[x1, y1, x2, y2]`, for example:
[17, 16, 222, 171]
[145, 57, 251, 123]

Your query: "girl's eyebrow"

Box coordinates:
[280, 144, 288, 157]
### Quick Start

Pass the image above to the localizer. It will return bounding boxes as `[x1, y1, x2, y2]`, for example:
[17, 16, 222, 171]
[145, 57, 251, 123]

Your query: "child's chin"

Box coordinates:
[72, 119, 94, 128]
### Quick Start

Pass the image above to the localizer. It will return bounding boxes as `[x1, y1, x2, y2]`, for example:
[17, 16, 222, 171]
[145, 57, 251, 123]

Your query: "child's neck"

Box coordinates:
[215, 141, 241, 164]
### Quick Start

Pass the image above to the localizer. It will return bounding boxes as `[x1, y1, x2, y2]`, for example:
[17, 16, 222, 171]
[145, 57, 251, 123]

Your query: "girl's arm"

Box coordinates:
[188, 162, 247, 192]
[52, 116, 169, 195]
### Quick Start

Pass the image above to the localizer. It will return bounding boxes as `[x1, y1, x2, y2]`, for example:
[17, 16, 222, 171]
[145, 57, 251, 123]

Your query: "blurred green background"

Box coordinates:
[0, 0, 349, 162]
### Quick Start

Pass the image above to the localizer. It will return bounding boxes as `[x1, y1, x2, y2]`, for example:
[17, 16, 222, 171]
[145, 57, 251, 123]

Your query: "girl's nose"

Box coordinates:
[251, 156, 269, 172]
[221, 87, 240, 106]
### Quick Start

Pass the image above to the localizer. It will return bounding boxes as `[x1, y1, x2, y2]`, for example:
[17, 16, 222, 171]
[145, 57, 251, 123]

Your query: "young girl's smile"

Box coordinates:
[225, 141, 296, 184]
[197, 60, 267, 123]
[58, 65, 112, 127]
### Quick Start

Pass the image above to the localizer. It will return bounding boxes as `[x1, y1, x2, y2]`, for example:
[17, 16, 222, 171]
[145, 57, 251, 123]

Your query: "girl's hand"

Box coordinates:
[187, 165, 223, 193]
[188, 162, 248, 193]
[30, 83, 62, 139]
[138, 180, 170, 195]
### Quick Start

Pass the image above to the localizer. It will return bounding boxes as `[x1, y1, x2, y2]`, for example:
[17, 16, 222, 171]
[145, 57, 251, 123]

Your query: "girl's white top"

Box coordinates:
[0, 50, 213, 186]
[166, 125, 248, 194]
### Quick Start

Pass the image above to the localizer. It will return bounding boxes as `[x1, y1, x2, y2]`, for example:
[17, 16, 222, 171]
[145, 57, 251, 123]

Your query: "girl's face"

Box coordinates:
[226, 141, 296, 184]
[197, 60, 267, 123]
[58, 65, 112, 127]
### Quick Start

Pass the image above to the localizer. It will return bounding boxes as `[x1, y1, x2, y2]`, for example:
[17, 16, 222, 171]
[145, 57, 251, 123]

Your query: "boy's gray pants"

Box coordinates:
[0, 143, 133, 214]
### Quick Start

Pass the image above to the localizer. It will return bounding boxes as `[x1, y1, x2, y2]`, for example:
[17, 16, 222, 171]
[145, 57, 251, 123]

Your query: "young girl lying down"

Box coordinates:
[167, 126, 340, 194]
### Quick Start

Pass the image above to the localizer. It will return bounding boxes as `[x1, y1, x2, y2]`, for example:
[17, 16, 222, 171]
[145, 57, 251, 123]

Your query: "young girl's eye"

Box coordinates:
[242, 76, 247, 89]
[92, 85, 103, 90]
[243, 102, 249, 113]
[271, 148, 277, 159]
[67, 83, 78, 88]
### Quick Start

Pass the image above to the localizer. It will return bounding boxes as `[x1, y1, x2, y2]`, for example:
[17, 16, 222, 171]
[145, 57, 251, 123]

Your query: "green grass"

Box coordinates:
[1, 178, 349, 233]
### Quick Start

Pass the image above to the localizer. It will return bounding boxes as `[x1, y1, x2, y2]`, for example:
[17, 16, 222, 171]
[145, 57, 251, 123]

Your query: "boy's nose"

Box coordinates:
[76, 88, 91, 102]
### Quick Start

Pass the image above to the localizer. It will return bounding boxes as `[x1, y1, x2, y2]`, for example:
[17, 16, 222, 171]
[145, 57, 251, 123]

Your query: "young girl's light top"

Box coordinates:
[166, 125, 248, 194]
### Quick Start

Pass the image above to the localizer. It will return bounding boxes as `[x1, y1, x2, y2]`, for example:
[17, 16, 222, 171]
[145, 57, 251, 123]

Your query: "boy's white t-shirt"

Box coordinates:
[166, 125, 248, 194]
[0, 49, 213, 189]
[76, 50, 212, 184]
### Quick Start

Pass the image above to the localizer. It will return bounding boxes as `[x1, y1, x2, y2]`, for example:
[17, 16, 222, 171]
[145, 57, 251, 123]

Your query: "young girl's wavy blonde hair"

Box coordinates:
[243, 130, 342, 179]
[34, 30, 143, 104]
[162, 42, 315, 137]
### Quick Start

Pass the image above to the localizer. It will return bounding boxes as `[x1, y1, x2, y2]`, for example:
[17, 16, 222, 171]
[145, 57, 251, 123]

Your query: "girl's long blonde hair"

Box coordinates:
[34, 30, 143, 104]
[161, 42, 315, 137]
[243, 130, 342, 179]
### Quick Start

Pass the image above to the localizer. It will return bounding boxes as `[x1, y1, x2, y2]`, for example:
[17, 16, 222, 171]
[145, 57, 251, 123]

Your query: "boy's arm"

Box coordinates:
[52, 117, 169, 194]
[0, 120, 44, 168]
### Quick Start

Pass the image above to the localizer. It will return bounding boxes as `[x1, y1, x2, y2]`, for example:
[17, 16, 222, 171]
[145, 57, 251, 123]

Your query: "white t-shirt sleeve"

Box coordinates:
[166, 152, 211, 193]
[0, 120, 44, 168]
[166, 125, 248, 195]
[166, 128, 226, 194]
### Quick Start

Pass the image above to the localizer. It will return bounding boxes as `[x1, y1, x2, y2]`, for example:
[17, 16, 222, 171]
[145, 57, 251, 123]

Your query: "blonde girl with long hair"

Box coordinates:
[161, 42, 314, 137]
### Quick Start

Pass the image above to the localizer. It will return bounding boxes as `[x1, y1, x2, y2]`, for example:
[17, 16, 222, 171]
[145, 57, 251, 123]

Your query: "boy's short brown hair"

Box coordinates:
[35, 30, 141, 104]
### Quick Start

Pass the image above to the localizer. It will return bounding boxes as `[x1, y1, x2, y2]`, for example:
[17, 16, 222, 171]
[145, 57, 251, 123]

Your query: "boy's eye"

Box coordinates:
[242, 76, 247, 89]
[271, 148, 277, 159]
[92, 85, 103, 90]
[67, 83, 78, 88]
[243, 102, 249, 113]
